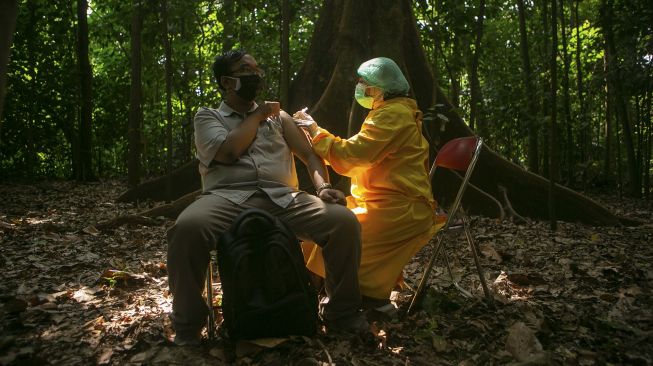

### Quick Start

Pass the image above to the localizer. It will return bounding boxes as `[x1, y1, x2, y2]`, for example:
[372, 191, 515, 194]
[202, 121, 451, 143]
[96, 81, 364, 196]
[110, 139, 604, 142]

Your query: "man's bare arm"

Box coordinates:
[280, 111, 328, 184]
[281, 111, 345, 204]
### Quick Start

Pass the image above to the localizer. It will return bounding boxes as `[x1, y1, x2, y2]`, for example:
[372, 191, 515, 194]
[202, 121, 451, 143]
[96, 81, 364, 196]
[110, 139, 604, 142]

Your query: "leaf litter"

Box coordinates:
[0, 181, 651, 365]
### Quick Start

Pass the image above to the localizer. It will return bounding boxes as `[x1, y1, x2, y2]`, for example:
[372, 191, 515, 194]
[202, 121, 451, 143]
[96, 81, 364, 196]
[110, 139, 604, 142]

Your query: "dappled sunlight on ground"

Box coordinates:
[0, 180, 652, 365]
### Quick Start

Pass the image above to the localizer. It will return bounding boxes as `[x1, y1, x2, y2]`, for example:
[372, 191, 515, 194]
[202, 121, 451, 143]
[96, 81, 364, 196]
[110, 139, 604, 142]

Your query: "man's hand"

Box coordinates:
[256, 101, 280, 120]
[318, 188, 346, 206]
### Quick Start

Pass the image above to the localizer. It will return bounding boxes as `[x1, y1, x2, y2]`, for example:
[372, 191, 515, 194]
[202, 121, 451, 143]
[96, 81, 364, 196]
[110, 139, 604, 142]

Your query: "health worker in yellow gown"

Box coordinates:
[294, 57, 444, 308]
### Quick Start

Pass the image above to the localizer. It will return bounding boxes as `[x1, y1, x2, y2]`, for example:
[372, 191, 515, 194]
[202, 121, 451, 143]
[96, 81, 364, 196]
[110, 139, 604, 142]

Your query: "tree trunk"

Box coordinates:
[616, 116, 623, 198]
[24, 2, 38, 172]
[279, 0, 290, 109]
[469, 0, 486, 134]
[548, 0, 559, 231]
[180, 61, 193, 161]
[194, 9, 206, 105]
[517, 0, 540, 174]
[0, 0, 19, 136]
[415, 0, 440, 107]
[603, 53, 613, 182]
[636, 96, 643, 193]
[117, 159, 201, 203]
[289, 0, 435, 138]
[573, 0, 588, 172]
[161, 0, 173, 201]
[601, 0, 639, 197]
[121, 0, 624, 227]
[128, 0, 143, 187]
[540, 0, 550, 175]
[645, 82, 651, 199]
[76, 0, 94, 181]
[450, 37, 462, 108]
[559, 0, 572, 186]
[180, 17, 195, 160]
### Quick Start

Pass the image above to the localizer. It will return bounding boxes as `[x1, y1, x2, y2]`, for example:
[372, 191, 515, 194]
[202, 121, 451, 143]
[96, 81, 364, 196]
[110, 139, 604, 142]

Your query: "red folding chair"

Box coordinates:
[407, 136, 492, 315]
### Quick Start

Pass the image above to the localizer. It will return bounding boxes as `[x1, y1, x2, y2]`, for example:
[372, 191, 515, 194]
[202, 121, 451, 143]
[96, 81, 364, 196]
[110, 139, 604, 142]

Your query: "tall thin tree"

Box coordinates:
[416, 0, 440, 107]
[603, 53, 613, 183]
[548, 0, 558, 231]
[573, 0, 587, 165]
[517, 0, 540, 174]
[280, 0, 290, 109]
[540, 0, 550, 174]
[450, 36, 462, 108]
[161, 0, 173, 201]
[0, 0, 19, 136]
[645, 81, 651, 199]
[76, 0, 94, 181]
[128, 0, 144, 187]
[469, 0, 486, 134]
[559, 0, 572, 185]
[601, 0, 639, 197]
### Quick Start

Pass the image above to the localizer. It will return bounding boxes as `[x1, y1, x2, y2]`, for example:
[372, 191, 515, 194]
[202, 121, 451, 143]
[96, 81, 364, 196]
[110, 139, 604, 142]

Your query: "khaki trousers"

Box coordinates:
[166, 190, 362, 333]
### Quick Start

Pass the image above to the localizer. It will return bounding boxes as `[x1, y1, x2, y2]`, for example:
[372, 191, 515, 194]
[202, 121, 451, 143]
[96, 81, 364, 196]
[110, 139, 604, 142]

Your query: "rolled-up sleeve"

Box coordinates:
[194, 107, 229, 166]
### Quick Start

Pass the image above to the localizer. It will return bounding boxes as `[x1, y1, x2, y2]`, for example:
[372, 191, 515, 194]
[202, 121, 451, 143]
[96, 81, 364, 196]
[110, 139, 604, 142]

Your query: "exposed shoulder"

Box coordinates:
[278, 110, 294, 130]
[278, 109, 313, 155]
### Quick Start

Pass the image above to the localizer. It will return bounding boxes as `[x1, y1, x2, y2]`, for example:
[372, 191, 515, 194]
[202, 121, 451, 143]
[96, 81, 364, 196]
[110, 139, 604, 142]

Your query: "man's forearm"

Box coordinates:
[306, 154, 330, 188]
[214, 113, 261, 163]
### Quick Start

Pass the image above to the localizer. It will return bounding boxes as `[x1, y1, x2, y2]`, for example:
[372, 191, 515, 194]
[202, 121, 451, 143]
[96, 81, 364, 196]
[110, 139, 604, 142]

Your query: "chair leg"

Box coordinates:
[205, 254, 216, 340]
[407, 231, 446, 315]
[462, 218, 493, 304]
[442, 248, 474, 298]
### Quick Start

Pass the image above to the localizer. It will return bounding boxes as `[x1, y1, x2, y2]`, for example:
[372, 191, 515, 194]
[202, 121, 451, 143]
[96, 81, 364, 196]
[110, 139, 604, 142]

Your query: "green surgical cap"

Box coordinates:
[357, 57, 409, 95]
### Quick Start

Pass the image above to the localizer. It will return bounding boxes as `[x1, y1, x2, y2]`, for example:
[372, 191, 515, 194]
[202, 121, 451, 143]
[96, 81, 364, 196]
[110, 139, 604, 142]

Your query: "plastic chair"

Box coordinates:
[407, 136, 492, 315]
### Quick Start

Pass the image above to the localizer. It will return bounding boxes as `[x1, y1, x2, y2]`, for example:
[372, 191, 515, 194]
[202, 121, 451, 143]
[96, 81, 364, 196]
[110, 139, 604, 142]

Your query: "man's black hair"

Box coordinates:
[212, 49, 246, 90]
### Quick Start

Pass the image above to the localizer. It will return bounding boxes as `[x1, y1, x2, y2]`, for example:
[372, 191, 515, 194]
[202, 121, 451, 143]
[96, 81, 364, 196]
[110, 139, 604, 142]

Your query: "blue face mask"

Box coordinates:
[354, 82, 374, 109]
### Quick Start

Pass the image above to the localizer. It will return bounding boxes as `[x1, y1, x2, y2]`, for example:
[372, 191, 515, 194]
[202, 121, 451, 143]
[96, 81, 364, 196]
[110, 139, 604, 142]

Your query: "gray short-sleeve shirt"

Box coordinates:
[194, 101, 299, 208]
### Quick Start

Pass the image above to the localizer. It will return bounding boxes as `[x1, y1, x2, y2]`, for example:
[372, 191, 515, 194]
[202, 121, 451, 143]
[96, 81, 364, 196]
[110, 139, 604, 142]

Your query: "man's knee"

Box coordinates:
[167, 209, 213, 253]
[320, 204, 361, 242]
[328, 205, 360, 231]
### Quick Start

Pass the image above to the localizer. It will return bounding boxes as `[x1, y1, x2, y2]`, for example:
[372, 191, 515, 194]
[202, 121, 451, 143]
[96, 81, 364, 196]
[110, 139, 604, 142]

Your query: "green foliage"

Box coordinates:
[2, 1, 79, 179]
[0, 0, 650, 195]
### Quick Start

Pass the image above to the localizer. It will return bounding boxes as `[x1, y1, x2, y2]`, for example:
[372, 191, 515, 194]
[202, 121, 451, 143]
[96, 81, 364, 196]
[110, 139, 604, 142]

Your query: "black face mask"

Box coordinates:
[234, 74, 263, 101]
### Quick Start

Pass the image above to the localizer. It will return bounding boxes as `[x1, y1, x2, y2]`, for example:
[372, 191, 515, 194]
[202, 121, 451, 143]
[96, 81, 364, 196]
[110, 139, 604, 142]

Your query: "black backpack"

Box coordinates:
[216, 208, 318, 340]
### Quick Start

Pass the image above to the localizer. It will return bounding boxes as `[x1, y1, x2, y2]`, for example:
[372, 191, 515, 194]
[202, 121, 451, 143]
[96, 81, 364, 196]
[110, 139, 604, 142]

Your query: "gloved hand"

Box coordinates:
[293, 108, 319, 137]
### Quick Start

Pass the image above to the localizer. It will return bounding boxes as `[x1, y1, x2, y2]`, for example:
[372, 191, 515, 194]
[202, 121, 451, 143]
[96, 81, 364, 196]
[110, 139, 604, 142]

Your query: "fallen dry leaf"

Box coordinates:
[1, 181, 652, 365]
[505, 321, 543, 361]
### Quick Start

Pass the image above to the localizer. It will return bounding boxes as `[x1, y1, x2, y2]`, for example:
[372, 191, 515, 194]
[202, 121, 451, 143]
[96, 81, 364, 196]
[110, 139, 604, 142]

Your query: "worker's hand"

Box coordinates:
[318, 188, 346, 206]
[293, 107, 319, 137]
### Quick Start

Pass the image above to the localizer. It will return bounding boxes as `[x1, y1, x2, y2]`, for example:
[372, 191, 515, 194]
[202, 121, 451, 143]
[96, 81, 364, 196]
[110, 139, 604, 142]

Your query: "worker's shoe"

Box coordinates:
[362, 296, 399, 319]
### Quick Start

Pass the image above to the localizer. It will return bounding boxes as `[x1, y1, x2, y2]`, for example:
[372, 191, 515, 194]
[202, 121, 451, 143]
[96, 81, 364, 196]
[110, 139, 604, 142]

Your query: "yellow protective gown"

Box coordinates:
[304, 97, 444, 300]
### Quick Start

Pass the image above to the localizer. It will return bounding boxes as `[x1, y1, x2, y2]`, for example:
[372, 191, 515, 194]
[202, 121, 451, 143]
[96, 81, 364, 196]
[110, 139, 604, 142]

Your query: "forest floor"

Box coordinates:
[0, 180, 652, 366]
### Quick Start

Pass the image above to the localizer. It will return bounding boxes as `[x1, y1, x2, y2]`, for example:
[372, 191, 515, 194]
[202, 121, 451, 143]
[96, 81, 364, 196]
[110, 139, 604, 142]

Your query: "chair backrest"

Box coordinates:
[429, 136, 482, 179]
[429, 136, 483, 229]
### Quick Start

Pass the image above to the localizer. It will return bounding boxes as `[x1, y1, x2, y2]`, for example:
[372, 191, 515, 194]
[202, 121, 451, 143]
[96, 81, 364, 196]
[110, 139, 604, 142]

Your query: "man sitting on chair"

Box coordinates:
[166, 50, 368, 346]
